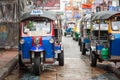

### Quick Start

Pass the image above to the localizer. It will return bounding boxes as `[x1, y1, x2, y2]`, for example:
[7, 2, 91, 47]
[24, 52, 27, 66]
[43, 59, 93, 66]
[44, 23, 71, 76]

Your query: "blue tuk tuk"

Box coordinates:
[90, 11, 120, 67]
[64, 21, 75, 36]
[18, 10, 64, 75]
[79, 14, 91, 55]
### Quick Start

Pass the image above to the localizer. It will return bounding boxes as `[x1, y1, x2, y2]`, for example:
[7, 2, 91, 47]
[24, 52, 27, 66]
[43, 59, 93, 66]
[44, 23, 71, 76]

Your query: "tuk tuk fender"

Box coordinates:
[55, 45, 62, 53]
[83, 38, 90, 43]
[96, 44, 104, 55]
[30, 46, 45, 52]
[96, 44, 104, 50]
[55, 45, 61, 50]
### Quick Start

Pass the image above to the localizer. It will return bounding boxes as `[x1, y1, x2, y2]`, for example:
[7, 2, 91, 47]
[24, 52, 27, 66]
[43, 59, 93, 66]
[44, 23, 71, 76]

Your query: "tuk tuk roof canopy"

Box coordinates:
[20, 10, 57, 21]
[83, 14, 91, 22]
[92, 11, 120, 21]
[79, 14, 91, 23]
[67, 21, 76, 24]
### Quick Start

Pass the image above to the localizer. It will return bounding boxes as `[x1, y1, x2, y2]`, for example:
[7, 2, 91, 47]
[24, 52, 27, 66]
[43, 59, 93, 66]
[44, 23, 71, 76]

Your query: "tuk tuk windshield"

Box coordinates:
[93, 23, 108, 30]
[92, 31, 108, 40]
[23, 21, 51, 36]
[68, 23, 75, 28]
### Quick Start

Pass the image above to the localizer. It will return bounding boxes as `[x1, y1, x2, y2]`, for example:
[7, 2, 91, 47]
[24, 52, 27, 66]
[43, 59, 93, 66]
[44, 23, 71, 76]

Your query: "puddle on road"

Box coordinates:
[90, 72, 120, 80]
[20, 74, 39, 80]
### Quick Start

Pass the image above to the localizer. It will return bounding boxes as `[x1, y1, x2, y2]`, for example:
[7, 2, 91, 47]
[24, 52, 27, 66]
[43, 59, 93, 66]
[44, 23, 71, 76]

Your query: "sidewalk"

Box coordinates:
[0, 50, 18, 80]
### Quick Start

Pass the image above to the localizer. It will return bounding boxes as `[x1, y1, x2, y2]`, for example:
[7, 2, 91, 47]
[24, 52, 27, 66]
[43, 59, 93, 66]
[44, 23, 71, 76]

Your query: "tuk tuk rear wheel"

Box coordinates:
[34, 53, 41, 75]
[82, 48, 86, 55]
[82, 43, 86, 55]
[58, 52, 64, 66]
[71, 32, 73, 37]
[64, 33, 66, 36]
[80, 45, 82, 51]
[90, 53, 97, 67]
[78, 39, 81, 46]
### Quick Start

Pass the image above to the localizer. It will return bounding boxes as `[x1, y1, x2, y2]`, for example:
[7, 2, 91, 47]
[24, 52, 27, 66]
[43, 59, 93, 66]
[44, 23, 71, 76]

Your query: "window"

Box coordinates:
[111, 21, 120, 31]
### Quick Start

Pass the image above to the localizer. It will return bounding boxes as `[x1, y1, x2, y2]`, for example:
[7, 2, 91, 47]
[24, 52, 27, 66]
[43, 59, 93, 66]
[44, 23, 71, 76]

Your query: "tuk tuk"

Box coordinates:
[72, 21, 80, 41]
[64, 21, 75, 36]
[78, 15, 91, 55]
[19, 10, 64, 75]
[90, 11, 120, 67]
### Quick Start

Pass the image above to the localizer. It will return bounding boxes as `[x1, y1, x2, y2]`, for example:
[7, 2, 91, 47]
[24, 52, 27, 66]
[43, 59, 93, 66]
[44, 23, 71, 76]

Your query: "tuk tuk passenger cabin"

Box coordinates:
[79, 14, 91, 55]
[90, 11, 120, 67]
[64, 21, 75, 36]
[19, 10, 64, 75]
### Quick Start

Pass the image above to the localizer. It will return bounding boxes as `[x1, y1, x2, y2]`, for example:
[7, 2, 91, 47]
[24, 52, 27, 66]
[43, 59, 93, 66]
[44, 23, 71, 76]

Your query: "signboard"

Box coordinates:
[109, 6, 118, 11]
[33, 0, 60, 10]
[65, 11, 72, 20]
[31, 10, 43, 15]
[82, 4, 92, 9]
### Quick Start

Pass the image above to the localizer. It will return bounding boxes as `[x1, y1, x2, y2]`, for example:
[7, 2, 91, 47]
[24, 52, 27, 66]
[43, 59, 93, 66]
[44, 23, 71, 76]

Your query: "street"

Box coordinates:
[0, 0, 120, 80]
[4, 36, 120, 80]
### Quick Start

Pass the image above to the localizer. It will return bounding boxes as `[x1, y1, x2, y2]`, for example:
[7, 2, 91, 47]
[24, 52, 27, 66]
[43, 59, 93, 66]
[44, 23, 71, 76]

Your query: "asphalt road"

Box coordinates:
[4, 36, 120, 80]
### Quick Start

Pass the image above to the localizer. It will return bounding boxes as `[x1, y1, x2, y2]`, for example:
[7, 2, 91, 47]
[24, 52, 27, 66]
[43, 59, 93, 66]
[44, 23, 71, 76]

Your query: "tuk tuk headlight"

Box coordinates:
[20, 39, 24, 44]
[49, 38, 54, 43]
[109, 35, 115, 40]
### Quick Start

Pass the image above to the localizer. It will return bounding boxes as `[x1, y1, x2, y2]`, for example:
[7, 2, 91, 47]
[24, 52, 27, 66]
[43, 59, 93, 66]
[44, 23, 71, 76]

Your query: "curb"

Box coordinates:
[0, 55, 18, 80]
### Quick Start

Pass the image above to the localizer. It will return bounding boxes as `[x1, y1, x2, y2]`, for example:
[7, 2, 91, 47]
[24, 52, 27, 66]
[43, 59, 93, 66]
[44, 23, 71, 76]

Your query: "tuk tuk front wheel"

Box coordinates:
[64, 33, 66, 36]
[18, 54, 25, 67]
[34, 53, 41, 75]
[71, 32, 73, 37]
[58, 52, 64, 66]
[90, 53, 97, 67]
